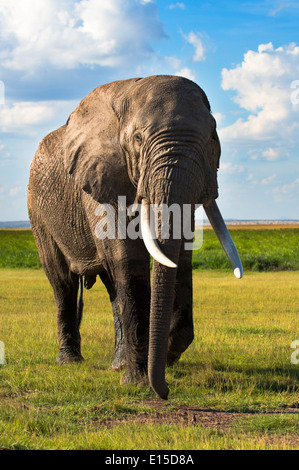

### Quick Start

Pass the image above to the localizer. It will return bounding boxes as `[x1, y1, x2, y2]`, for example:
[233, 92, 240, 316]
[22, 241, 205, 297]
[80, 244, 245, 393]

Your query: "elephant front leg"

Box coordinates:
[116, 265, 150, 386]
[111, 300, 126, 370]
[167, 247, 194, 366]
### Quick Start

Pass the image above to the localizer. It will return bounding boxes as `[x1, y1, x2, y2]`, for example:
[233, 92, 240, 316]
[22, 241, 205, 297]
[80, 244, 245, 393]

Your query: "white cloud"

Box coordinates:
[272, 178, 299, 203]
[0, 100, 78, 134]
[248, 146, 288, 162]
[269, 1, 299, 16]
[175, 67, 196, 81]
[261, 148, 280, 161]
[9, 186, 22, 197]
[261, 173, 277, 185]
[218, 41, 299, 193]
[184, 32, 206, 62]
[219, 42, 299, 148]
[247, 173, 258, 185]
[279, 178, 299, 194]
[212, 112, 225, 126]
[165, 56, 182, 70]
[0, 80, 4, 105]
[0, 0, 165, 71]
[0, 140, 11, 162]
[168, 2, 185, 9]
[220, 161, 245, 173]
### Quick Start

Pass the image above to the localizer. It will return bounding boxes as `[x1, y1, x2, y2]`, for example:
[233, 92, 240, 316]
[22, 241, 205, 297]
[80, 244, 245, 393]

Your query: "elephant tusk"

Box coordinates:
[204, 200, 243, 279]
[140, 199, 177, 269]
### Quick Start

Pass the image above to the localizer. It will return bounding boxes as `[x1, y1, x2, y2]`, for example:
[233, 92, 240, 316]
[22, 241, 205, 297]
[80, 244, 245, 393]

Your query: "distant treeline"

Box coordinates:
[1, 220, 299, 229]
[0, 221, 31, 228]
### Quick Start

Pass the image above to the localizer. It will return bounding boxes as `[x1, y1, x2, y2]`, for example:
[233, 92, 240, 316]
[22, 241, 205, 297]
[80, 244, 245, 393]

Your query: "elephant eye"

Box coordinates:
[134, 133, 142, 146]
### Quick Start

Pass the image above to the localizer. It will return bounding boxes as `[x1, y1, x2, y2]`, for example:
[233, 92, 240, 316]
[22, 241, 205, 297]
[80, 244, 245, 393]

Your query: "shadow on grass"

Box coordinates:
[169, 360, 298, 394]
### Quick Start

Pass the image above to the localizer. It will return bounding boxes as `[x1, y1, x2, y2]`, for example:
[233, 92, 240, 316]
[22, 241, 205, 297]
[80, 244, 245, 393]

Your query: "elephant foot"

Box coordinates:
[166, 350, 182, 367]
[111, 354, 126, 371]
[120, 368, 148, 387]
[111, 343, 126, 371]
[55, 347, 84, 365]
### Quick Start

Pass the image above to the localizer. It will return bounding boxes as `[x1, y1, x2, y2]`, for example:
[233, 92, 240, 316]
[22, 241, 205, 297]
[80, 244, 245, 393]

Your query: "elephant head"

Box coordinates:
[64, 75, 242, 399]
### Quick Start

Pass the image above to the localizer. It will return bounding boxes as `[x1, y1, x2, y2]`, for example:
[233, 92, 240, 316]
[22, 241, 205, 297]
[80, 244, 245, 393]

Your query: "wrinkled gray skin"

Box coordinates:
[28, 76, 221, 399]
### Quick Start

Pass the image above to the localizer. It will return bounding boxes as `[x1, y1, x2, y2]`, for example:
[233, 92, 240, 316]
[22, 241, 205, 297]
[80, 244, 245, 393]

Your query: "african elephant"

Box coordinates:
[27, 75, 242, 399]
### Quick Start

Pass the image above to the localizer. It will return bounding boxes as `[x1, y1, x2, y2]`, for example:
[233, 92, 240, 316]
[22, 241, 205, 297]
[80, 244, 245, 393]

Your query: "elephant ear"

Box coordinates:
[63, 80, 136, 205]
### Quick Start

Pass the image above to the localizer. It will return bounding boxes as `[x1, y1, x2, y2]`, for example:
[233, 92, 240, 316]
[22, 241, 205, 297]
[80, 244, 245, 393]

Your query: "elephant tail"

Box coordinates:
[77, 274, 96, 328]
[77, 275, 84, 328]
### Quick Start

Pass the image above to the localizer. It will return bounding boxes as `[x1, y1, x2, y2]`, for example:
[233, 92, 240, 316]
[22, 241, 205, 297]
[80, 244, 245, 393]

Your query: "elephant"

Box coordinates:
[27, 75, 242, 399]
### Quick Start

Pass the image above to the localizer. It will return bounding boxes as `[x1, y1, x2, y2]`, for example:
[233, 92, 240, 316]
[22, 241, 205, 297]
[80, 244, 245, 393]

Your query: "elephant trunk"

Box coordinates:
[148, 253, 180, 399]
[140, 193, 243, 399]
[141, 170, 199, 399]
[144, 200, 183, 399]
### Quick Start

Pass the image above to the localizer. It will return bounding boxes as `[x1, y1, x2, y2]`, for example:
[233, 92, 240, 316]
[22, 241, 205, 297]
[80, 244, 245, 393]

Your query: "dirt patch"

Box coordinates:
[99, 400, 299, 448]
[101, 403, 240, 430]
[100, 399, 298, 428]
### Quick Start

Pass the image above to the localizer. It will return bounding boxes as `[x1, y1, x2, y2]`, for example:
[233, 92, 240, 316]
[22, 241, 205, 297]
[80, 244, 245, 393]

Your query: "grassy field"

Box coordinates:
[193, 226, 299, 272]
[0, 229, 41, 269]
[0, 267, 298, 450]
[1, 227, 299, 271]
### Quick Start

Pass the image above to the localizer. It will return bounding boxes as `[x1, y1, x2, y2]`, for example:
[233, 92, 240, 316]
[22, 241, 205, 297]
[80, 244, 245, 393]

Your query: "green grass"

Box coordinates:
[0, 230, 41, 269]
[1, 227, 299, 271]
[193, 227, 299, 272]
[0, 269, 298, 450]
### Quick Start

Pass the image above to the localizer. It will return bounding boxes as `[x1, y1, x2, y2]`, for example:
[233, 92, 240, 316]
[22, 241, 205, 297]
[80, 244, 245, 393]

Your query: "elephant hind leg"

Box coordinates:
[31, 222, 84, 364]
[54, 271, 85, 365]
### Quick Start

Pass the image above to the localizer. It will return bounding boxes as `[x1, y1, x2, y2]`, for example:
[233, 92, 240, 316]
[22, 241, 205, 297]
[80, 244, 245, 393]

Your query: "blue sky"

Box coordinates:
[0, 0, 298, 220]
